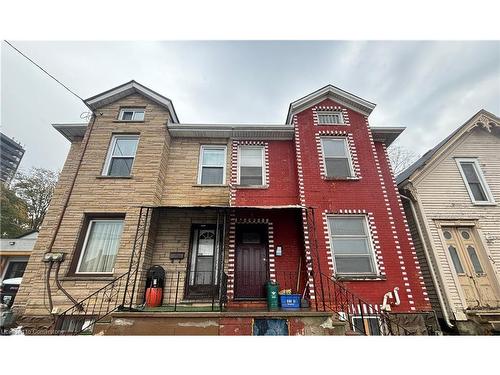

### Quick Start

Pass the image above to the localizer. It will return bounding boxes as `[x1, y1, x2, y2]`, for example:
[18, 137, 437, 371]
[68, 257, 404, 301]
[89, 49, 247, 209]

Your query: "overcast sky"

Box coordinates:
[1, 41, 499, 172]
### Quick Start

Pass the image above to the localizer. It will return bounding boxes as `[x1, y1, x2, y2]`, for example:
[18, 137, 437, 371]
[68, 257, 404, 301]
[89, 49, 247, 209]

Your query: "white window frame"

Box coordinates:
[75, 219, 124, 274]
[327, 214, 378, 277]
[118, 108, 145, 121]
[102, 135, 139, 177]
[320, 137, 355, 179]
[197, 145, 227, 185]
[317, 110, 345, 125]
[237, 145, 266, 186]
[455, 158, 495, 205]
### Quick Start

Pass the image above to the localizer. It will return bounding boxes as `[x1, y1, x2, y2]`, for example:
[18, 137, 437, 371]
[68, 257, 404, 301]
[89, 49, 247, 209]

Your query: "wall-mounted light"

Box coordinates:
[276, 246, 283, 256]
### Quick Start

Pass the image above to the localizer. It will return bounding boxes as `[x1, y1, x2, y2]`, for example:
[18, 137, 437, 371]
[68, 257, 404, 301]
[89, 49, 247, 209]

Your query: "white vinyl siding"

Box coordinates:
[102, 135, 139, 177]
[317, 111, 344, 125]
[118, 108, 145, 121]
[238, 146, 265, 186]
[456, 158, 495, 204]
[413, 128, 500, 315]
[321, 137, 354, 178]
[328, 215, 377, 276]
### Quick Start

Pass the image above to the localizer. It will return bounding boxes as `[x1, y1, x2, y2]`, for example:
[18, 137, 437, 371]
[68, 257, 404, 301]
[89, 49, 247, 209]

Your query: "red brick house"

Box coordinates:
[14, 82, 435, 335]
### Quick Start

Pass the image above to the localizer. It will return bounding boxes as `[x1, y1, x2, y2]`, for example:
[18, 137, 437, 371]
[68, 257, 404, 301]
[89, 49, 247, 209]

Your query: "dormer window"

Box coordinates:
[119, 108, 145, 121]
[317, 111, 344, 125]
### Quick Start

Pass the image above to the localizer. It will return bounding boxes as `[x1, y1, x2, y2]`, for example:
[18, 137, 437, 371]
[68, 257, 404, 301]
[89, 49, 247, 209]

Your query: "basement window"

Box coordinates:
[317, 111, 344, 125]
[118, 108, 145, 121]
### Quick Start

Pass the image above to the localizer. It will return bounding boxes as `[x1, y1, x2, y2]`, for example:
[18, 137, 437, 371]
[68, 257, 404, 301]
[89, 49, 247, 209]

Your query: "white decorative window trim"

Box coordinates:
[455, 158, 496, 205]
[230, 141, 269, 197]
[323, 210, 385, 278]
[225, 216, 275, 300]
[315, 131, 361, 180]
[313, 105, 350, 126]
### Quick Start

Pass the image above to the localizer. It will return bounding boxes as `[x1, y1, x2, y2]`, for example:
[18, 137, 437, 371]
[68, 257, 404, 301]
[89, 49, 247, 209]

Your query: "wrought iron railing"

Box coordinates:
[316, 271, 413, 335]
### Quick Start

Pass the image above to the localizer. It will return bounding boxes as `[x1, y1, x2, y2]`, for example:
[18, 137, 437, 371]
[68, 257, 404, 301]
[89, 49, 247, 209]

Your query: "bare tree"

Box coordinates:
[387, 143, 419, 176]
[13, 167, 59, 231]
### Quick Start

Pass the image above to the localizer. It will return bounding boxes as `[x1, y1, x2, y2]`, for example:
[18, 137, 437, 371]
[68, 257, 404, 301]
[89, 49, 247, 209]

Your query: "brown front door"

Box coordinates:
[235, 224, 268, 299]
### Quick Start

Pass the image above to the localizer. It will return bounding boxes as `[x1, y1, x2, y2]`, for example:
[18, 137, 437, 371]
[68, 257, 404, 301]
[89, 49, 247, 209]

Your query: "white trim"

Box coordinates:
[237, 145, 266, 187]
[316, 110, 345, 125]
[118, 108, 145, 121]
[75, 219, 124, 274]
[287, 85, 376, 123]
[326, 214, 379, 277]
[455, 158, 496, 205]
[320, 137, 355, 178]
[102, 134, 140, 176]
[197, 145, 227, 185]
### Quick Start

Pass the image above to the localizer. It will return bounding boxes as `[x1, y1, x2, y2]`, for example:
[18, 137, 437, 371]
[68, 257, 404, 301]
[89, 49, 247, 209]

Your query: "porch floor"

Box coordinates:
[115, 309, 332, 318]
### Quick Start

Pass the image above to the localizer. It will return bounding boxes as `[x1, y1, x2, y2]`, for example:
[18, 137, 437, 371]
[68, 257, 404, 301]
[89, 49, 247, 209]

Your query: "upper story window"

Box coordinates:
[198, 145, 227, 185]
[328, 215, 377, 277]
[317, 111, 344, 125]
[76, 219, 124, 274]
[103, 135, 139, 177]
[456, 158, 495, 205]
[119, 108, 145, 121]
[321, 137, 354, 178]
[238, 146, 265, 186]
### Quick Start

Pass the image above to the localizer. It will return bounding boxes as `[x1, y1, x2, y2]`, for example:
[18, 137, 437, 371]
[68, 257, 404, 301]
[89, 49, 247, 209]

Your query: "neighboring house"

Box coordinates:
[0, 132, 25, 185]
[13, 81, 434, 335]
[398, 110, 500, 335]
[0, 231, 37, 306]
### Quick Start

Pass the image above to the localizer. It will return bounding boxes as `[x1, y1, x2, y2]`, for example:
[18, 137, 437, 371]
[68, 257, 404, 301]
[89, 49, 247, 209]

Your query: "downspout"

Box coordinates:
[400, 192, 454, 328]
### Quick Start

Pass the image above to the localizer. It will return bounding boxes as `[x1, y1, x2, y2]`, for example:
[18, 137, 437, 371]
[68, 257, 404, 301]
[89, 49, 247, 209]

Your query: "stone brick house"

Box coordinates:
[13, 81, 435, 335]
[398, 110, 500, 335]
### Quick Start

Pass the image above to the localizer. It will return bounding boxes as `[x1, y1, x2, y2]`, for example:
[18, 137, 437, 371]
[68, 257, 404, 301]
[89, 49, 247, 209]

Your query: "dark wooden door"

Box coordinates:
[235, 224, 268, 299]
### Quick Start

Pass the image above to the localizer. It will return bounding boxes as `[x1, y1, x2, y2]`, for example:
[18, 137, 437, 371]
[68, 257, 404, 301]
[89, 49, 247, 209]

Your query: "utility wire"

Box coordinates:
[4, 40, 86, 103]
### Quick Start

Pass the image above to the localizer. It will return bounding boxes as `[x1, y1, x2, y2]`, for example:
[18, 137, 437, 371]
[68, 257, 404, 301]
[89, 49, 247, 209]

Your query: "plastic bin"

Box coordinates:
[279, 294, 301, 309]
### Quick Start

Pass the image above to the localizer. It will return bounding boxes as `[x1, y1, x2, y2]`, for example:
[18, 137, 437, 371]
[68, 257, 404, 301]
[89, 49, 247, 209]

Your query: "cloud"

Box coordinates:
[1, 41, 499, 171]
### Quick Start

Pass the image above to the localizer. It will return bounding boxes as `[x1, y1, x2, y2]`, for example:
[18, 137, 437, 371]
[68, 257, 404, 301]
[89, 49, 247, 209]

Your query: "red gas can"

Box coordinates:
[145, 287, 163, 307]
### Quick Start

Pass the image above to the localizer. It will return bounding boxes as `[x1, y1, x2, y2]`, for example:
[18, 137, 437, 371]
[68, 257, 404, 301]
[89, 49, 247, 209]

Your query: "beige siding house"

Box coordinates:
[398, 110, 500, 335]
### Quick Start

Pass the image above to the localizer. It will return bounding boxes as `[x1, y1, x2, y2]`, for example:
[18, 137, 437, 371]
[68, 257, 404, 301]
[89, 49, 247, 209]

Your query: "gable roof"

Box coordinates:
[84, 80, 179, 123]
[286, 84, 376, 123]
[397, 109, 500, 185]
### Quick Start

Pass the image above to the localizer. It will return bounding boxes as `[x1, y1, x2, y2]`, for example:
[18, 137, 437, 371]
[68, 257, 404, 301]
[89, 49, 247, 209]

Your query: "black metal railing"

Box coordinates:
[54, 272, 129, 335]
[316, 271, 413, 335]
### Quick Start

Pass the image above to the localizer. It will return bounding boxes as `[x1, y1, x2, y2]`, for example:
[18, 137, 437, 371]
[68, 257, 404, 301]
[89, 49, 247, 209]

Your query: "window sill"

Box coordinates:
[192, 184, 228, 188]
[472, 202, 497, 206]
[96, 175, 133, 179]
[323, 177, 360, 181]
[235, 185, 269, 189]
[112, 120, 145, 123]
[62, 275, 116, 281]
[335, 275, 386, 281]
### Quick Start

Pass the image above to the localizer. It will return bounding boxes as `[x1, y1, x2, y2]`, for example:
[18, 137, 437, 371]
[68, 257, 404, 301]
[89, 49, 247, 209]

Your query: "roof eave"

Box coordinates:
[370, 126, 406, 146]
[52, 123, 88, 142]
